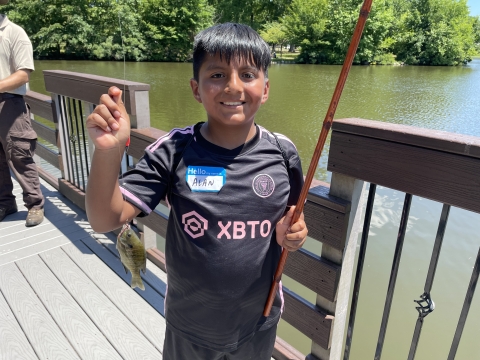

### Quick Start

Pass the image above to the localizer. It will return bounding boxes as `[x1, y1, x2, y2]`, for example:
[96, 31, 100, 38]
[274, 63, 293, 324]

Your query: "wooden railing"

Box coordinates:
[327, 118, 480, 360]
[27, 70, 480, 360]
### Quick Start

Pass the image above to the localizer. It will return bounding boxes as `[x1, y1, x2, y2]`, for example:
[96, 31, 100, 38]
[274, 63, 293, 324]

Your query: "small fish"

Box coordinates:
[116, 223, 147, 290]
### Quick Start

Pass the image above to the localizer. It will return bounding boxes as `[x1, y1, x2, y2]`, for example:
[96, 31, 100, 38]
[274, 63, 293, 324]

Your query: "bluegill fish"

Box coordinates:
[116, 223, 147, 290]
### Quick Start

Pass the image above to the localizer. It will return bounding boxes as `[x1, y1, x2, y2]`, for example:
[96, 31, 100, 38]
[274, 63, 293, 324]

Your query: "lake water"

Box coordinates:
[30, 58, 480, 359]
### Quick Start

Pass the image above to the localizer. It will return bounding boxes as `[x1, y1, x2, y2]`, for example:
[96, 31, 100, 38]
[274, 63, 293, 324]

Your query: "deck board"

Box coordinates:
[85, 232, 168, 297]
[0, 263, 81, 360]
[40, 247, 162, 359]
[0, 222, 88, 255]
[16, 255, 122, 360]
[62, 240, 166, 351]
[0, 286, 38, 360]
[1, 176, 167, 359]
[1, 174, 281, 360]
[79, 234, 166, 314]
[0, 228, 88, 267]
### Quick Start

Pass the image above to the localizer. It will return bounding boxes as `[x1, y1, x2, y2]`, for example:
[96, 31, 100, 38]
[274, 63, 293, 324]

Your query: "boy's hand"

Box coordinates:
[276, 206, 308, 251]
[86, 86, 130, 151]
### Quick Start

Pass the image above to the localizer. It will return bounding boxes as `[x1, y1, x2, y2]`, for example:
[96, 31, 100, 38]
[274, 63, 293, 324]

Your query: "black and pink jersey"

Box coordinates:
[120, 123, 303, 351]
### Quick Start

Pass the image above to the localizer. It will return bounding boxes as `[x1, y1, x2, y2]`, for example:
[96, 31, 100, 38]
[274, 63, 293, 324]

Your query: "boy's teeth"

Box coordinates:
[224, 102, 242, 105]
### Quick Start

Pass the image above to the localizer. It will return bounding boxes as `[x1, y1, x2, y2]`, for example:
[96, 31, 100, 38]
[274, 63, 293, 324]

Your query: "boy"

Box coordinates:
[86, 23, 308, 359]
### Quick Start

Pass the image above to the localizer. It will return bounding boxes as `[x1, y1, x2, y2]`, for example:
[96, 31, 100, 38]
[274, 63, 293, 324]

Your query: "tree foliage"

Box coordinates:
[0, 0, 477, 64]
[282, 0, 328, 63]
[393, 0, 477, 65]
[2, 0, 213, 61]
[209, 0, 291, 30]
[259, 21, 289, 51]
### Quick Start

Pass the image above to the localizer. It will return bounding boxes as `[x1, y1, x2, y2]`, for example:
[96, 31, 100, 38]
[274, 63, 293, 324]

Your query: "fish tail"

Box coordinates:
[131, 272, 145, 291]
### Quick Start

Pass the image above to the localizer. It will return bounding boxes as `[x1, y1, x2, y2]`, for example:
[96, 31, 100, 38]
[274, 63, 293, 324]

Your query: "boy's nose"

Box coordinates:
[225, 73, 243, 93]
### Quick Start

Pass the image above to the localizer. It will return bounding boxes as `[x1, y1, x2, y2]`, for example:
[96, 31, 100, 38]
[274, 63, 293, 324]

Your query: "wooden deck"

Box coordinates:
[0, 177, 168, 359]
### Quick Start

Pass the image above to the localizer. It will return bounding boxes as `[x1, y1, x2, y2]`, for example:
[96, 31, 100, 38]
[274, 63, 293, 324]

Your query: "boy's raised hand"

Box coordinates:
[86, 86, 130, 151]
[276, 206, 308, 251]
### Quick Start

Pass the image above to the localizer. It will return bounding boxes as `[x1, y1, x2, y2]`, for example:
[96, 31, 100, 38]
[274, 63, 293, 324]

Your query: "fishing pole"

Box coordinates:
[263, 0, 375, 317]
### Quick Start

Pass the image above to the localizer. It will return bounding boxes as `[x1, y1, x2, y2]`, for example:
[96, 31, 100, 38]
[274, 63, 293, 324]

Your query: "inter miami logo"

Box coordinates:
[182, 211, 208, 238]
[252, 174, 275, 198]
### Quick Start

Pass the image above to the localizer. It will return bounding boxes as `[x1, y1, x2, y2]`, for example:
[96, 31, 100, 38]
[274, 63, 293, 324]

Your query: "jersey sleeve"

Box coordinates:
[119, 126, 195, 216]
[287, 153, 303, 206]
[285, 143, 304, 206]
[274, 134, 304, 206]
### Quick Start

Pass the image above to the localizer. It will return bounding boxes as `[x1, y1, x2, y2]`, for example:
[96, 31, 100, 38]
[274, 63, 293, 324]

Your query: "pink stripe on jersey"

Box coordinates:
[279, 280, 285, 314]
[120, 187, 152, 214]
[274, 133, 297, 150]
[147, 126, 195, 152]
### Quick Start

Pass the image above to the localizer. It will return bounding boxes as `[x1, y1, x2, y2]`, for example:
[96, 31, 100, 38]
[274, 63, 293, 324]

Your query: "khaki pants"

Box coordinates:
[0, 94, 44, 210]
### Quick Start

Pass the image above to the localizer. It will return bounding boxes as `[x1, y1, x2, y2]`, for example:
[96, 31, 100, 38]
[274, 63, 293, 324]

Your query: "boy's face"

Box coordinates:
[190, 53, 269, 128]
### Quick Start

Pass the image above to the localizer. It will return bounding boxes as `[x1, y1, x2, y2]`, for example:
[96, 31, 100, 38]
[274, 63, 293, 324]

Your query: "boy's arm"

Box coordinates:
[85, 86, 141, 232]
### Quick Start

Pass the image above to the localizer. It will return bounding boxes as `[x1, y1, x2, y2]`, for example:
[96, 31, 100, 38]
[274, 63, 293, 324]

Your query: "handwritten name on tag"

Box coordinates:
[186, 166, 226, 192]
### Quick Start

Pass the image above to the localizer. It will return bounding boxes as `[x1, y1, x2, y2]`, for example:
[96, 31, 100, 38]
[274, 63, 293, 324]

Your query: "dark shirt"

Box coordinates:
[120, 123, 303, 351]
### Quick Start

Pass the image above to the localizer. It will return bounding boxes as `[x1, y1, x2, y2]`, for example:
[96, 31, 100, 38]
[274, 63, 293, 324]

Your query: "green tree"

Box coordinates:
[282, 0, 328, 63]
[140, 0, 214, 61]
[394, 0, 477, 65]
[473, 16, 480, 53]
[209, 0, 291, 30]
[259, 21, 289, 54]
[287, 0, 397, 64]
[3, 0, 147, 60]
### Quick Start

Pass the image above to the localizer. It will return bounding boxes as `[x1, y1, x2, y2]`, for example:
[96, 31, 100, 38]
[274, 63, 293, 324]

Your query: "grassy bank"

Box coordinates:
[271, 52, 299, 63]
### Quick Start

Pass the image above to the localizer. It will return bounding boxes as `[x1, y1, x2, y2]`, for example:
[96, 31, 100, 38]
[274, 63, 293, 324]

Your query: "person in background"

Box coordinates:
[0, 0, 44, 226]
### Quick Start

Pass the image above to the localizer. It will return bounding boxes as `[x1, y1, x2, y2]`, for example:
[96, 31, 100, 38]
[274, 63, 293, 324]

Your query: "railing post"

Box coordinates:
[52, 93, 70, 181]
[82, 102, 96, 165]
[129, 90, 150, 129]
[310, 173, 366, 360]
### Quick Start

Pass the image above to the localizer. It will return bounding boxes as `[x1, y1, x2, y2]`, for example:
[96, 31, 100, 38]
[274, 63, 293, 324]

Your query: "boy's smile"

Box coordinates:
[190, 53, 269, 145]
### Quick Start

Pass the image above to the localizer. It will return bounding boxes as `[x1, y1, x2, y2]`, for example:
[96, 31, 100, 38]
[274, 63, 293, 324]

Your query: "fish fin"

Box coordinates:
[122, 263, 129, 274]
[141, 254, 147, 274]
[131, 272, 145, 291]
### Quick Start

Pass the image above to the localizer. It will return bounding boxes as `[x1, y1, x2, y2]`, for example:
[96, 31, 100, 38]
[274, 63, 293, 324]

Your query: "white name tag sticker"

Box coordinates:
[186, 166, 226, 192]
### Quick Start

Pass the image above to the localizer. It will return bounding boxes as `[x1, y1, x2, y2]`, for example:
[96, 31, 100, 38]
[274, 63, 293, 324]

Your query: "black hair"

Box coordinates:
[192, 23, 271, 81]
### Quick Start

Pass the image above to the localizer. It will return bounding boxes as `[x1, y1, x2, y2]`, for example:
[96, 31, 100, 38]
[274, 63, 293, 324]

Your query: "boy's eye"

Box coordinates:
[243, 72, 256, 79]
[211, 73, 224, 78]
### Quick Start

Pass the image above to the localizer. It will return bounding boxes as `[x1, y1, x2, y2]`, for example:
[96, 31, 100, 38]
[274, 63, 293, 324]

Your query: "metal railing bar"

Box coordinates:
[447, 246, 480, 360]
[66, 97, 81, 188]
[59, 96, 73, 183]
[72, 99, 86, 190]
[343, 183, 377, 360]
[374, 193, 413, 360]
[425, 204, 451, 293]
[407, 203, 451, 360]
[77, 99, 90, 178]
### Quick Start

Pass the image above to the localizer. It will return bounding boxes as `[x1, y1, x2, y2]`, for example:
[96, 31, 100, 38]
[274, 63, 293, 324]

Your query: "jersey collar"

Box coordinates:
[195, 123, 260, 157]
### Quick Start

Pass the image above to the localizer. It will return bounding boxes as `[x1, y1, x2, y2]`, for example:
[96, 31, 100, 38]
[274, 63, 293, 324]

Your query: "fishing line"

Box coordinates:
[117, 1, 126, 101]
[116, 0, 130, 231]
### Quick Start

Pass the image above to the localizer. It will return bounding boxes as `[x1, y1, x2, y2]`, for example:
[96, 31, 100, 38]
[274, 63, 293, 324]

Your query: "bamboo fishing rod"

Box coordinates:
[263, 0, 374, 317]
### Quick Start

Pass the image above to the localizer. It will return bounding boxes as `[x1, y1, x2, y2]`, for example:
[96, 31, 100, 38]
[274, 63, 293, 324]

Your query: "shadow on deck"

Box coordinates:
[0, 176, 167, 359]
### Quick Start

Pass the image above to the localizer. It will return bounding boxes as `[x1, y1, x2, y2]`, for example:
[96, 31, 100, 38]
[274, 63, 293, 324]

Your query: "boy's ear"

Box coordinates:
[261, 79, 270, 104]
[190, 78, 202, 103]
